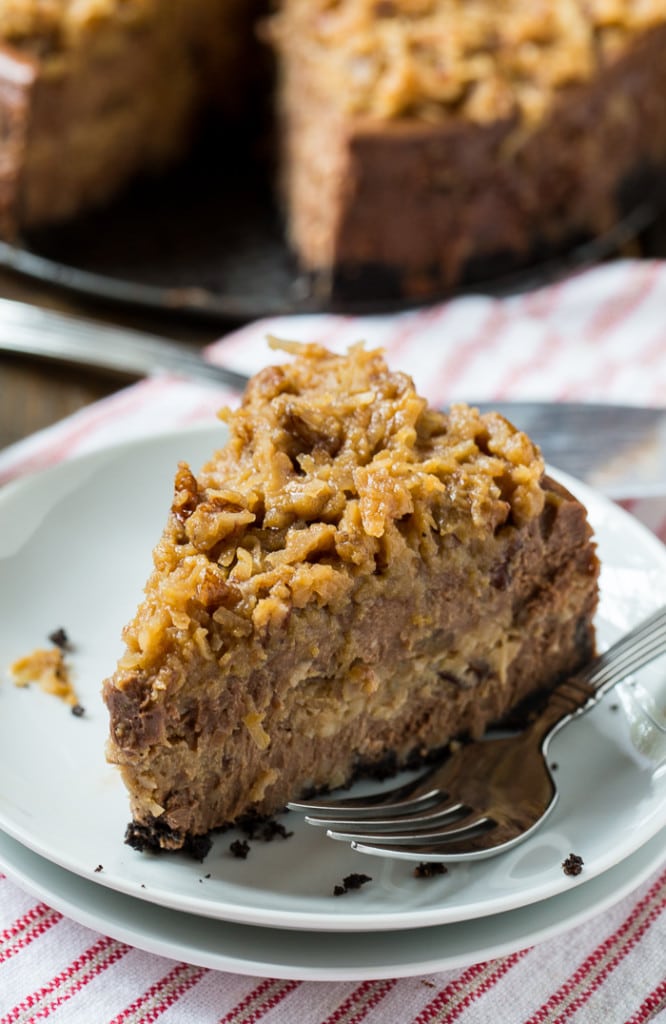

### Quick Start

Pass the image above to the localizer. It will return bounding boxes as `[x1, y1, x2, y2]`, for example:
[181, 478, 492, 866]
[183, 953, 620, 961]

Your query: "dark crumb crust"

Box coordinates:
[125, 820, 213, 862]
[333, 872, 373, 896]
[562, 852, 584, 877]
[235, 815, 294, 842]
[125, 811, 294, 860]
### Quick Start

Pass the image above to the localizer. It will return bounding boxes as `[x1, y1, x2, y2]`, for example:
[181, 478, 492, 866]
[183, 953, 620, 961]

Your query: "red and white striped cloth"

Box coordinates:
[0, 259, 665, 1022]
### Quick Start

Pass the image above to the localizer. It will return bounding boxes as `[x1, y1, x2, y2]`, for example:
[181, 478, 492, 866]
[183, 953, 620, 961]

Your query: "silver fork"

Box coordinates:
[288, 606, 666, 862]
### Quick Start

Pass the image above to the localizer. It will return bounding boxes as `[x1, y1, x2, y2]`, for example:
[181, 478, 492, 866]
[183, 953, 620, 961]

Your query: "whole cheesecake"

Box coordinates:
[0, 0, 262, 237]
[103, 343, 599, 852]
[269, 0, 666, 298]
[1, 1, 666, 299]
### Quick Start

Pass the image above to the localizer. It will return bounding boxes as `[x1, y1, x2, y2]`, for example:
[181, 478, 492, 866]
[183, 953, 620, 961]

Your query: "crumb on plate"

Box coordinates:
[562, 852, 584, 876]
[333, 872, 372, 896]
[9, 645, 80, 708]
[230, 838, 251, 860]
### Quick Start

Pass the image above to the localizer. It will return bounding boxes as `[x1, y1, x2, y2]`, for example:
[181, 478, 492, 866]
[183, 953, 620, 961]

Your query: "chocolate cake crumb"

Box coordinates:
[48, 628, 73, 651]
[235, 815, 260, 839]
[414, 861, 448, 879]
[333, 872, 372, 895]
[94, 864, 103, 873]
[71, 703, 85, 717]
[258, 820, 293, 842]
[550, 762, 558, 772]
[562, 853, 584, 876]
[183, 833, 213, 862]
[230, 838, 251, 859]
[237, 814, 293, 842]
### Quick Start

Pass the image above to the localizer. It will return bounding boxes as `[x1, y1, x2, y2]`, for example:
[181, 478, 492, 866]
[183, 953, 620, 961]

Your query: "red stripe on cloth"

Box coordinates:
[217, 978, 301, 1024]
[0, 935, 130, 1024]
[633, 325, 666, 369]
[624, 978, 666, 1024]
[0, 377, 175, 487]
[213, 315, 351, 363]
[582, 261, 662, 341]
[525, 868, 666, 1024]
[109, 962, 208, 1024]
[322, 978, 398, 1024]
[519, 277, 568, 319]
[411, 948, 529, 1023]
[638, 328, 666, 405]
[490, 276, 586, 401]
[551, 264, 665, 402]
[564, 327, 666, 402]
[308, 317, 354, 350]
[0, 903, 62, 965]
[616, 501, 666, 544]
[205, 319, 267, 359]
[428, 303, 508, 403]
[491, 327, 562, 400]
[654, 512, 666, 545]
[383, 304, 451, 361]
[175, 392, 239, 428]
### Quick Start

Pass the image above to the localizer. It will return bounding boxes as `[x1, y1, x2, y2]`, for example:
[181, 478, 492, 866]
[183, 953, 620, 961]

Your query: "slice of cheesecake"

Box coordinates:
[103, 342, 599, 852]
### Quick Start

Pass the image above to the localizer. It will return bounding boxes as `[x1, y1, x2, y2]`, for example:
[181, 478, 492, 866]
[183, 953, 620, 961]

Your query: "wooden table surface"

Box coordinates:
[0, 268, 233, 452]
[2, 212, 666, 454]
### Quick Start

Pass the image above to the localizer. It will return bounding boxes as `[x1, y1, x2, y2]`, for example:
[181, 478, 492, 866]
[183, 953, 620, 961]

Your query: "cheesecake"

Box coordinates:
[2, 2, 666, 301]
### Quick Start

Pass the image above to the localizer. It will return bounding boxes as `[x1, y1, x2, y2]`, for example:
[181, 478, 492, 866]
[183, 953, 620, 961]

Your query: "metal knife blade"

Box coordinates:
[0, 297, 664, 496]
[474, 401, 666, 498]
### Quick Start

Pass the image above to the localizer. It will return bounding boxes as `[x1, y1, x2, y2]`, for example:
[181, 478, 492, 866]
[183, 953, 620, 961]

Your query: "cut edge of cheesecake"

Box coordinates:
[270, 12, 666, 300]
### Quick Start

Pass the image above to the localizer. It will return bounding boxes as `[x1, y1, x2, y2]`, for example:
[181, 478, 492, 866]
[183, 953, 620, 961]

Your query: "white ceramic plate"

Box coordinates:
[0, 426, 665, 933]
[0, 825, 663, 980]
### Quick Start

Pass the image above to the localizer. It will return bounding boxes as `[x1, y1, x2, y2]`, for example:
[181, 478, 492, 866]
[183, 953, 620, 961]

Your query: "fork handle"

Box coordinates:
[532, 604, 666, 743]
[527, 677, 598, 742]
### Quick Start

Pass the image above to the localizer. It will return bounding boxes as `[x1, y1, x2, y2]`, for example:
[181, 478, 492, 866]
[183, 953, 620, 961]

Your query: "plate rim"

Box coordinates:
[0, 825, 663, 980]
